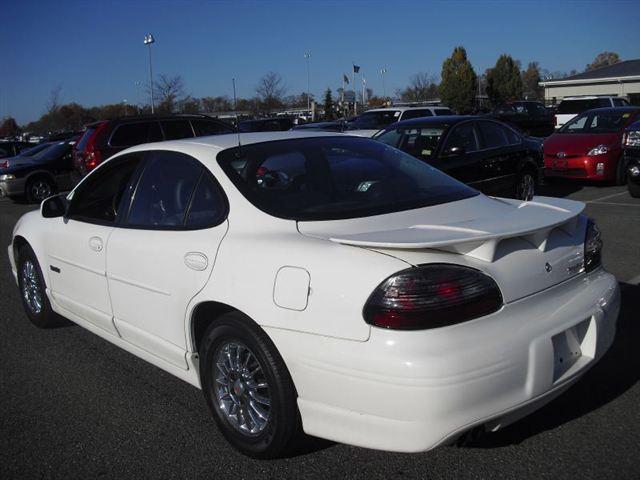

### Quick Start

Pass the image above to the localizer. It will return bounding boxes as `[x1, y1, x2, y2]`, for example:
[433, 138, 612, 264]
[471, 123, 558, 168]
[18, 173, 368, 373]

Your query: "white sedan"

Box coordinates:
[8, 131, 619, 458]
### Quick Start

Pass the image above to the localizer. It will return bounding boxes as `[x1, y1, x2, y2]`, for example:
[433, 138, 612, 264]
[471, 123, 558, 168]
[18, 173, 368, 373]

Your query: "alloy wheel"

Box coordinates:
[21, 260, 43, 315]
[518, 173, 535, 201]
[31, 180, 52, 202]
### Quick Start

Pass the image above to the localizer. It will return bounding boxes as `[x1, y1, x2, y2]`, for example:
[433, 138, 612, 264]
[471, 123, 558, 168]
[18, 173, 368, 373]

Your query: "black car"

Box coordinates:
[238, 118, 294, 132]
[374, 116, 543, 200]
[488, 101, 554, 137]
[624, 120, 640, 198]
[0, 137, 80, 202]
[0, 140, 34, 159]
[73, 114, 236, 176]
[291, 120, 347, 132]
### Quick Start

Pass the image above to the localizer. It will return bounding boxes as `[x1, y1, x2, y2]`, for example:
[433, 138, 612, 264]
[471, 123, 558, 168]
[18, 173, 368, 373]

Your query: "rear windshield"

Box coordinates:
[557, 98, 610, 114]
[76, 126, 99, 152]
[435, 109, 453, 116]
[217, 136, 477, 221]
[348, 111, 402, 130]
[559, 110, 637, 134]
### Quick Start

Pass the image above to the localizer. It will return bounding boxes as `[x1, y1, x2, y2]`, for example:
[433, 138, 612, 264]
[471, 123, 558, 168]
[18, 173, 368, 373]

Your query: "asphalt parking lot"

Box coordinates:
[1, 183, 639, 480]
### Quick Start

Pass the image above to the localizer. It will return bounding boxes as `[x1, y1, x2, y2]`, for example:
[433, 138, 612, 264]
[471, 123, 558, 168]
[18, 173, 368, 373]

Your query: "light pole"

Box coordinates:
[134, 81, 141, 113]
[143, 33, 155, 114]
[380, 68, 387, 100]
[304, 52, 311, 118]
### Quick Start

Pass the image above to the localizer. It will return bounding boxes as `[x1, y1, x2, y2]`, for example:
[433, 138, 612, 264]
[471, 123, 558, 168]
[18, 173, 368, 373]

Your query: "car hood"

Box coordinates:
[298, 195, 588, 303]
[544, 133, 620, 155]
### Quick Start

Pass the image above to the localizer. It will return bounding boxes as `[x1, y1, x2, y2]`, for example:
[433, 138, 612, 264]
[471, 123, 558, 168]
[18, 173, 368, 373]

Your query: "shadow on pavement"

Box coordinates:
[468, 281, 639, 448]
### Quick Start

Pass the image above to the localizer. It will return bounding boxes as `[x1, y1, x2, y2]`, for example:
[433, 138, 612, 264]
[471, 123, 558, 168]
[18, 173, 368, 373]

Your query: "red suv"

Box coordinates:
[73, 114, 235, 176]
[543, 107, 640, 184]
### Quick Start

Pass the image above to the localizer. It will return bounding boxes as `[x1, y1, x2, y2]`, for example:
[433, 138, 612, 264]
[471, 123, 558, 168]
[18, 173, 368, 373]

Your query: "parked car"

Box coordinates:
[554, 96, 629, 129]
[9, 132, 618, 458]
[290, 120, 346, 132]
[0, 137, 80, 202]
[488, 101, 554, 137]
[238, 118, 294, 132]
[0, 141, 33, 159]
[624, 120, 640, 197]
[374, 116, 542, 200]
[73, 114, 236, 176]
[543, 107, 640, 184]
[346, 106, 454, 137]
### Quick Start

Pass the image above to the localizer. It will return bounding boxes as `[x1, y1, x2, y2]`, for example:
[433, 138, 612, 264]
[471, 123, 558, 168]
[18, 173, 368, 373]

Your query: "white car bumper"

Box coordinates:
[265, 268, 620, 452]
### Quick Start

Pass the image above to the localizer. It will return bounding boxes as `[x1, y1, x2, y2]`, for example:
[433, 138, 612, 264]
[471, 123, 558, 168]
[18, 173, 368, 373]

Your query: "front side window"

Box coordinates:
[192, 119, 235, 136]
[161, 120, 194, 140]
[434, 108, 453, 116]
[217, 136, 477, 221]
[477, 121, 508, 149]
[67, 155, 141, 224]
[110, 122, 162, 147]
[401, 109, 433, 120]
[443, 122, 479, 153]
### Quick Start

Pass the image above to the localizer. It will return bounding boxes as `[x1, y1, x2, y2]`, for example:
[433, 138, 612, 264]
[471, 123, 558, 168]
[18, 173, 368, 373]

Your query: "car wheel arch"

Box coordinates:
[190, 301, 253, 354]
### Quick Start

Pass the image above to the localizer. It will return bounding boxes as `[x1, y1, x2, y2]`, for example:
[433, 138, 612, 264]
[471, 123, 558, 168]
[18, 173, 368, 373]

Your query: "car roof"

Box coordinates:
[577, 106, 640, 114]
[561, 96, 618, 101]
[363, 106, 450, 113]
[86, 114, 224, 127]
[385, 115, 480, 129]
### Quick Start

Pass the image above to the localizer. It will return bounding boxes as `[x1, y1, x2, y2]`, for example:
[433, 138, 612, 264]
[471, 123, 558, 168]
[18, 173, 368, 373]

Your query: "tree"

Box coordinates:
[586, 52, 620, 72]
[439, 47, 478, 114]
[154, 74, 186, 113]
[46, 85, 62, 114]
[201, 96, 233, 113]
[0, 117, 20, 137]
[398, 72, 439, 103]
[178, 96, 201, 114]
[485, 54, 523, 106]
[256, 72, 287, 112]
[522, 62, 543, 100]
[323, 89, 335, 120]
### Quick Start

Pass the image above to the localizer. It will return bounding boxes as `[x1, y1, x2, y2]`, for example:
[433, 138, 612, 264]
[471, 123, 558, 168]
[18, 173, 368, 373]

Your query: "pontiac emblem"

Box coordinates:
[545, 262, 553, 273]
[556, 152, 567, 159]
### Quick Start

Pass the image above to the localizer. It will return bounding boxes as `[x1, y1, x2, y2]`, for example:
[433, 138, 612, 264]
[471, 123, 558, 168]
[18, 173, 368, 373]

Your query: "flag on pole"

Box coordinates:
[343, 74, 349, 84]
[353, 64, 360, 74]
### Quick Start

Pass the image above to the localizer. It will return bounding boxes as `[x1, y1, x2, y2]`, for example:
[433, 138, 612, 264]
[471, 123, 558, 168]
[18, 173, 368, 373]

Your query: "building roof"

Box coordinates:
[541, 59, 640, 86]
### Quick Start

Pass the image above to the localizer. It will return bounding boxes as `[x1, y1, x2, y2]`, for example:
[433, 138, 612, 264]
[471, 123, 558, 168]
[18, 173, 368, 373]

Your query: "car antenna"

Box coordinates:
[233, 78, 242, 155]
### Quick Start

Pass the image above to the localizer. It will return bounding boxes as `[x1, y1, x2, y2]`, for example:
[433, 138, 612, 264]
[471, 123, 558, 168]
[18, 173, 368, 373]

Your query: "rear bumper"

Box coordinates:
[266, 269, 619, 452]
[544, 154, 618, 181]
[0, 177, 26, 197]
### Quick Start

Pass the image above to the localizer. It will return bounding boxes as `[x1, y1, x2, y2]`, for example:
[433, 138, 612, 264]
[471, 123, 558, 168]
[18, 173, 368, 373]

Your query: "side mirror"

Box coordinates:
[444, 146, 465, 157]
[41, 193, 69, 218]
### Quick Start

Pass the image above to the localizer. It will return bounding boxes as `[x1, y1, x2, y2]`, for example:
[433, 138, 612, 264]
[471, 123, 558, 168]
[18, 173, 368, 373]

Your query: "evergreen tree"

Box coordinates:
[522, 62, 543, 100]
[486, 54, 523, 106]
[439, 46, 478, 114]
[323, 88, 335, 120]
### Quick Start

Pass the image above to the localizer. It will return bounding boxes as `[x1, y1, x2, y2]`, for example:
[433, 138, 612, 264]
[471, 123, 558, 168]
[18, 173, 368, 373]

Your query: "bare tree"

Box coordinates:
[256, 72, 287, 112]
[46, 85, 62, 114]
[397, 72, 439, 102]
[154, 74, 186, 113]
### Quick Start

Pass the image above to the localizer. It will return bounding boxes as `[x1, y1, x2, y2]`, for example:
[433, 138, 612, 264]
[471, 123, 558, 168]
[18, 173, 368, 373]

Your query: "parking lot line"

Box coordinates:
[588, 201, 640, 207]
[585, 191, 629, 203]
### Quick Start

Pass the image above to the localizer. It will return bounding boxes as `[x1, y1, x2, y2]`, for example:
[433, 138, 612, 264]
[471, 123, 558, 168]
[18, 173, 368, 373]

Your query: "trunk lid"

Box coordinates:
[298, 195, 587, 303]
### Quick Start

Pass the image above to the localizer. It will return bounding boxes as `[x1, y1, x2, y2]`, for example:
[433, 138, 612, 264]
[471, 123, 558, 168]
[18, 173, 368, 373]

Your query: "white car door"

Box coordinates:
[105, 150, 228, 369]
[45, 154, 142, 335]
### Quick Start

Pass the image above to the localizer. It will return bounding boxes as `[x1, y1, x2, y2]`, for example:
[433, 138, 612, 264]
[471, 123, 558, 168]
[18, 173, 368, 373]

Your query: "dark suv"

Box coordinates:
[73, 114, 235, 176]
[488, 101, 554, 137]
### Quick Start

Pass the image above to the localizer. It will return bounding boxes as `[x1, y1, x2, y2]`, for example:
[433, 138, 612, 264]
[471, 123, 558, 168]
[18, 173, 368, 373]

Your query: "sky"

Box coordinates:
[2, 0, 640, 124]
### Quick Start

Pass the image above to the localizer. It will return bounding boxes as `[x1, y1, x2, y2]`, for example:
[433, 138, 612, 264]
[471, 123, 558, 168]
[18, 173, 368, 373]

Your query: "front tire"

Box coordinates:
[628, 178, 640, 198]
[515, 169, 537, 201]
[200, 312, 303, 458]
[17, 245, 61, 328]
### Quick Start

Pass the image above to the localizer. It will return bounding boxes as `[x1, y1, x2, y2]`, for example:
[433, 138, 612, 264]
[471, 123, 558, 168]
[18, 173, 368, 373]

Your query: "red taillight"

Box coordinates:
[0, 160, 8, 168]
[363, 264, 503, 330]
[83, 121, 108, 172]
[84, 149, 102, 171]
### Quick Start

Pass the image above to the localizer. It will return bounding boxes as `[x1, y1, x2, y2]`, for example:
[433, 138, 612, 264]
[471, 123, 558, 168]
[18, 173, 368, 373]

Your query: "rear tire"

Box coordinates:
[514, 169, 537, 201]
[26, 176, 55, 203]
[200, 312, 303, 458]
[628, 178, 640, 198]
[17, 245, 61, 328]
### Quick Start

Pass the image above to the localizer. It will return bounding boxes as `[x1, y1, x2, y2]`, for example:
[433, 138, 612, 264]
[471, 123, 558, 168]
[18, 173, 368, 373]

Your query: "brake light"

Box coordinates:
[83, 122, 108, 172]
[363, 264, 503, 330]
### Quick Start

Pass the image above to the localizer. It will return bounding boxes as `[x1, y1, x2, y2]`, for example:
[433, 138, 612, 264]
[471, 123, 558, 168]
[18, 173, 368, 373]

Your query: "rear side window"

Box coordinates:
[125, 151, 225, 229]
[401, 109, 433, 120]
[434, 109, 453, 116]
[478, 121, 508, 148]
[110, 122, 162, 147]
[613, 98, 626, 107]
[192, 119, 234, 136]
[68, 154, 141, 224]
[76, 126, 99, 152]
[161, 120, 195, 140]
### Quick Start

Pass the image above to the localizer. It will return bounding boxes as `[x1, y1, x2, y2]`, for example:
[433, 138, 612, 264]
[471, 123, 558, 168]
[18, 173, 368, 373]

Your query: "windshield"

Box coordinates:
[557, 98, 610, 115]
[376, 125, 447, 159]
[18, 143, 53, 157]
[217, 136, 478, 221]
[348, 111, 402, 130]
[559, 110, 636, 134]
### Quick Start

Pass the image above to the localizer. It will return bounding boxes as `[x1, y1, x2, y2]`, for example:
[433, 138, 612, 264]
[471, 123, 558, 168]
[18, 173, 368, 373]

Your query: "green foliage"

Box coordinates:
[522, 62, 543, 100]
[439, 47, 478, 114]
[486, 54, 523, 106]
[0, 117, 21, 137]
[323, 89, 335, 120]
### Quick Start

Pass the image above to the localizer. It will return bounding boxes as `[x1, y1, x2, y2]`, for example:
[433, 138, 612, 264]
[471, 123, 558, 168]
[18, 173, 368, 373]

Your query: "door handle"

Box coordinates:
[89, 236, 104, 252]
[184, 252, 208, 271]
